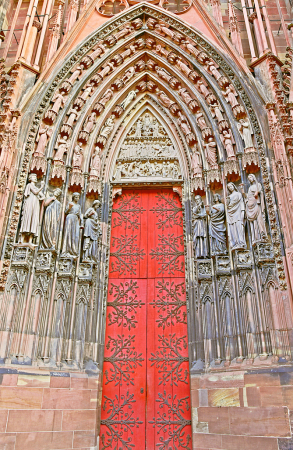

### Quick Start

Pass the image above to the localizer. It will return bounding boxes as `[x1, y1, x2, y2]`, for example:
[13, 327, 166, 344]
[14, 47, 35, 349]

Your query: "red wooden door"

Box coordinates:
[100, 189, 192, 449]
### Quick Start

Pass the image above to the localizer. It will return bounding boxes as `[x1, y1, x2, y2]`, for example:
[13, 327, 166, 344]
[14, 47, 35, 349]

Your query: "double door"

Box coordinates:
[100, 188, 192, 449]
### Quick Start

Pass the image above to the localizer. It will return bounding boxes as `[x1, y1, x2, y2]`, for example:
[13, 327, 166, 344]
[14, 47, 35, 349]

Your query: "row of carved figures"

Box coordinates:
[193, 175, 268, 257]
[19, 174, 101, 262]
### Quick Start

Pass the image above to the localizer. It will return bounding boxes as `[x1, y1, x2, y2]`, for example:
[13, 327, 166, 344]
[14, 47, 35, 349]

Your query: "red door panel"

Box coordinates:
[100, 189, 191, 449]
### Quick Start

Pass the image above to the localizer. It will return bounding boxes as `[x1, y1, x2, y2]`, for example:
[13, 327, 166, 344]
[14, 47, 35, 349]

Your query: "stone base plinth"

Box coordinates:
[191, 366, 293, 449]
[0, 367, 101, 450]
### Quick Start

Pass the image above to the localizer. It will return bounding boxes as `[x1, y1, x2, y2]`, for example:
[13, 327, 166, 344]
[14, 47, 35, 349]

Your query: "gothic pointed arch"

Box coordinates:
[0, 4, 291, 409]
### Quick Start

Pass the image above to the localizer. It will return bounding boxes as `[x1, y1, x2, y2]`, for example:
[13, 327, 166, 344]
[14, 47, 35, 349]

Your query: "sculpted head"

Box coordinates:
[195, 195, 202, 205]
[93, 200, 101, 210]
[214, 193, 221, 204]
[28, 173, 37, 183]
[227, 182, 236, 193]
[248, 174, 256, 184]
[72, 192, 80, 202]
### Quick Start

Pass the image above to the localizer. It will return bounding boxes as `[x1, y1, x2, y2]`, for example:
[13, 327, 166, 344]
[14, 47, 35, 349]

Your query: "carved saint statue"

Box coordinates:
[83, 200, 102, 262]
[20, 174, 45, 242]
[238, 118, 254, 149]
[134, 120, 142, 138]
[193, 195, 208, 258]
[41, 188, 62, 249]
[144, 113, 152, 133]
[72, 145, 83, 170]
[153, 120, 160, 138]
[100, 115, 115, 138]
[61, 192, 81, 258]
[90, 148, 101, 178]
[120, 90, 136, 109]
[207, 194, 227, 255]
[224, 86, 239, 107]
[195, 112, 207, 130]
[51, 92, 65, 114]
[241, 174, 267, 244]
[204, 138, 218, 168]
[84, 112, 97, 134]
[54, 135, 69, 163]
[222, 130, 235, 159]
[226, 182, 246, 250]
[191, 147, 202, 177]
[35, 126, 52, 156]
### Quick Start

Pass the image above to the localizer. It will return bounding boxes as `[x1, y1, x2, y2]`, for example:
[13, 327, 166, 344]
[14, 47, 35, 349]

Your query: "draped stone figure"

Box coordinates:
[238, 118, 254, 149]
[120, 90, 136, 109]
[226, 182, 246, 250]
[35, 126, 52, 156]
[90, 148, 101, 178]
[241, 174, 267, 244]
[204, 138, 218, 168]
[41, 188, 62, 249]
[207, 194, 227, 255]
[193, 195, 208, 258]
[191, 147, 202, 177]
[83, 200, 102, 262]
[20, 174, 45, 242]
[61, 193, 81, 257]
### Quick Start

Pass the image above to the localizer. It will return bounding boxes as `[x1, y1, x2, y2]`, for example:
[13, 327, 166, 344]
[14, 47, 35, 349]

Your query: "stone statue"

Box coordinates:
[134, 120, 142, 138]
[90, 148, 101, 178]
[99, 88, 114, 106]
[144, 113, 152, 133]
[205, 60, 222, 80]
[157, 90, 174, 108]
[226, 182, 246, 250]
[222, 130, 235, 159]
[224, 86, 239, 107]
[35, 126, 52, 156]
[100, 115, 115, 138]
[84, 112, 97, 134]
[211, 104, 224, 122]
[197, 80, 210, 97]
[193, 195, 208, 258]
[204, 138, 218, 168]
[241, 174, 267, 244]
[207, 194, 227, 255]
[41, 188, 62, 249]
[72, 145, 83, 170]
[153, 120, 160, 138]
[195, 112, 207, 130]
[121, 67, 135, 84]
[51, 92, 65, 114]
[54, 135, 69, 162]
[61, 192, 81, 257]
[20, 174, 45, 242]
[191, 147, 202, 177]
[238, 118, 254, 149]
[83, 200, 102, 262]
[120, 90, 136, 109]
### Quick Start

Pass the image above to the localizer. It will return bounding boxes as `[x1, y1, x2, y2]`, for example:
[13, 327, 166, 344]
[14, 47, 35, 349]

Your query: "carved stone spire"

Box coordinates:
[228, 0, 244, 57]
[46, 0, 64, 65]
[210, 0, 223, 28]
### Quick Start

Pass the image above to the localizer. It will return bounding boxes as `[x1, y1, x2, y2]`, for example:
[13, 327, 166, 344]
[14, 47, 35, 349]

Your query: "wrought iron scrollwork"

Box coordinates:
[150, 234, 184, 274]
[101, 391, 143, 450]
[149, 391, 191, 450]
[104, 334, 144, 386]
[110, 235, 145, 275]
[150, 279, 187, 329]
[149, 334, 188, 386]
[113, 193, 145, 231]
[150, 192, 183, 230]
[107, 281, 145, 330]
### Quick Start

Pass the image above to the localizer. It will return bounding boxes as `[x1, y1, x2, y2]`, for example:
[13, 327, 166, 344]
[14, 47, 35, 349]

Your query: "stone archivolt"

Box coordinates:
[0, 5, 291, 376]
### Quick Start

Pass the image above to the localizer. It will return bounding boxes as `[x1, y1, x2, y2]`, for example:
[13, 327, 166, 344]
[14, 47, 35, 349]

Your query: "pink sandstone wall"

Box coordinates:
[0, 368, 101, 450]
[191, 368, 293, 450]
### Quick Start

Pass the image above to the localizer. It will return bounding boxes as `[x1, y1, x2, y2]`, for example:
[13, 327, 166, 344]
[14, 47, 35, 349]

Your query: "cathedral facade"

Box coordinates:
[0, 0, 293, 448]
